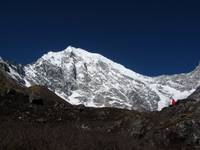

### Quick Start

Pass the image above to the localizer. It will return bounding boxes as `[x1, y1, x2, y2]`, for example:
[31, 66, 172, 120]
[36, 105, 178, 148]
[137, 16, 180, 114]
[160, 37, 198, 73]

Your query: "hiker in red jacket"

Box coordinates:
[171, 97, 176, 106]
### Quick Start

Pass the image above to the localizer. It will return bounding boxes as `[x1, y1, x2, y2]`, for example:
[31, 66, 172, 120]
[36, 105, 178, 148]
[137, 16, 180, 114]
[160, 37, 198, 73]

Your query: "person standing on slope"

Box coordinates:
[170, 97, 176, 106]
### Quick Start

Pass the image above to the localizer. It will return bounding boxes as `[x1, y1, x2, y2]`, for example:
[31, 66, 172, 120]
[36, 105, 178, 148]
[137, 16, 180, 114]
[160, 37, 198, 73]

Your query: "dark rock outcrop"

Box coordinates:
[188, 86, 200, 101]
[0, 62, 10, 72]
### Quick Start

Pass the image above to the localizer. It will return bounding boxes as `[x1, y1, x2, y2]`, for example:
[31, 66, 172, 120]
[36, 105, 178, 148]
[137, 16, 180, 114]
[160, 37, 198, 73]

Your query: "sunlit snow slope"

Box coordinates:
[1, 46, 200, 111]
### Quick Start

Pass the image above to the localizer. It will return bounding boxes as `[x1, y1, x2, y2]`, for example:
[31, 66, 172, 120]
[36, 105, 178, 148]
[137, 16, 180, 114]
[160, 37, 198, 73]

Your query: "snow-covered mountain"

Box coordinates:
[1, 46, 199, 111]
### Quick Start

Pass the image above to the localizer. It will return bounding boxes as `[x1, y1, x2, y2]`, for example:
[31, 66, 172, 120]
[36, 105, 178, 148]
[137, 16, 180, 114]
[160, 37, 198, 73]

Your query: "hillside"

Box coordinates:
[0, 68, 200, 150]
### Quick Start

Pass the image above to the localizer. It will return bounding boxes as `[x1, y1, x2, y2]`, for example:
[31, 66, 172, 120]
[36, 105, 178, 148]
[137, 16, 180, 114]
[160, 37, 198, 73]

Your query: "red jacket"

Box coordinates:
[171, 99, 176, 106]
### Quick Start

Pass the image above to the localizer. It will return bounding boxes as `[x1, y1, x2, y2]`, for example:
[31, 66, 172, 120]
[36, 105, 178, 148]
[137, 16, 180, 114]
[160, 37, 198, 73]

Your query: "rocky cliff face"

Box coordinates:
[188, 86, 200, 101]
[1, 47, 200, 111]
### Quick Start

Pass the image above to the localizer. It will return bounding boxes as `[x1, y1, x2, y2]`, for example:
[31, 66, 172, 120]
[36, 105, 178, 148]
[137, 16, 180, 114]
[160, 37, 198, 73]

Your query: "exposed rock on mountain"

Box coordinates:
[0, 67, 72, 110]
[1, 47, 200, 111]
[188, 86, 200, 101]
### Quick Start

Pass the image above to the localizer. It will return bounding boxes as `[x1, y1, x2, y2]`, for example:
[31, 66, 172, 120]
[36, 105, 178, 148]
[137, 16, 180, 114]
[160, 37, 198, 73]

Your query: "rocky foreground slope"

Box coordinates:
[0, 68, 200, 150]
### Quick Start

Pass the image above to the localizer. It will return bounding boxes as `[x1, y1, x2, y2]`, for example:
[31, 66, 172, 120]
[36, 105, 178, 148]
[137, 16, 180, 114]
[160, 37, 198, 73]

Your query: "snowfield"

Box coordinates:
[1, 46, 200, 111]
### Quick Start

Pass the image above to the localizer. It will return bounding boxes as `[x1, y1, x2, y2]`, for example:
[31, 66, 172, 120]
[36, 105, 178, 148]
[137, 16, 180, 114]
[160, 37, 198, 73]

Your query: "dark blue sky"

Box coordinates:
[1, 0, 200, 76]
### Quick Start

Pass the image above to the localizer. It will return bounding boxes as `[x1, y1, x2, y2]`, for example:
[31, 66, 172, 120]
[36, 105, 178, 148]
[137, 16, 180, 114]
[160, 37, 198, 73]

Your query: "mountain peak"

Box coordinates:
[65, 45, 77, 52]
[37, 46, 152, 82]
[64, 46, 103, 60]
[7, 46, 200, 111]
[40, 46, 92, 61]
